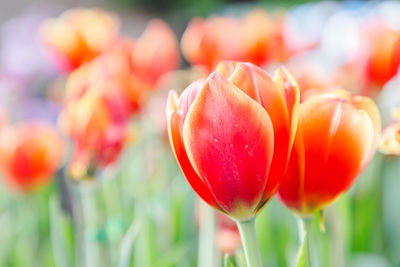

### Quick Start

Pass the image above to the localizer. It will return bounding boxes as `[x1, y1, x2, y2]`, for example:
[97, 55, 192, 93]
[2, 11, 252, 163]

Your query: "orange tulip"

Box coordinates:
[278, 90, 381, 216]
[241, 10, 291, 66]
[131, 19, 180, 88]
[59, 87, 128, 178]
[181, 10, 294, 72]
[365, 27, 400, 88]
[167, 61, 299, 221]
[181, 16, 242, 72]
[40, 8, 120, 71]
[65, 19, 179, 116]
[0, 122, 65, 192]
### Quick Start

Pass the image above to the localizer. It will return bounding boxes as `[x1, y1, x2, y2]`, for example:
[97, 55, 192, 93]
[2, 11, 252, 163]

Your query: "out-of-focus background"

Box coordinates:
[1, 0, 400, 267]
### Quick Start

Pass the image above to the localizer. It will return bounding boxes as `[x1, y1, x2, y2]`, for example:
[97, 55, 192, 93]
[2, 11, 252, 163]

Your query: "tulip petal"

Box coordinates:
[215, 61, 238, 78]
[166, 90, 219, 209]
[351, 96, 381, 151]
[227, 63, 299, 208]
[182, 72, 274, 220]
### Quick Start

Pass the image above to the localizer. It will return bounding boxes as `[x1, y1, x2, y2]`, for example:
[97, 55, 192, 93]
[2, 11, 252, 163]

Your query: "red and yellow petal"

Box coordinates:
[166, 90, 218, 209]
[182, 72, 274, 220]
[227, 63, 300, 206]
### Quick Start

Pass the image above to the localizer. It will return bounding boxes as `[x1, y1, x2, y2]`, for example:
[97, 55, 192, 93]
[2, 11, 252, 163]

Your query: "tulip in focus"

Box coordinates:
[167, 61, 299, 220]
[0, 122, 65, 192]
[39, 8, 120, 71]
[278, 90, 381, 216]
[167, 61, 299, 266]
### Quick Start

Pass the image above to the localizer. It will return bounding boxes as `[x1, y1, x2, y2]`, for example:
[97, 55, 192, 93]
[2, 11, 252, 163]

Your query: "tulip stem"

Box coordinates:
[236, 218, 262, 267]
[298, 216, 314, 267]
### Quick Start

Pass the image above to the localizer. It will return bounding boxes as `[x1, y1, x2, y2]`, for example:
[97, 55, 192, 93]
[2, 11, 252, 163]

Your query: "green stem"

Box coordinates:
[236, 218, 262, 267]
[298, 216, 314, 267]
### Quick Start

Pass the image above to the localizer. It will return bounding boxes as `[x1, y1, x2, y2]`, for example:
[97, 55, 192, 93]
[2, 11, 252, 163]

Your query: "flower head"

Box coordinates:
[167, 61, 299, 221]
[278, 90, 381, 216]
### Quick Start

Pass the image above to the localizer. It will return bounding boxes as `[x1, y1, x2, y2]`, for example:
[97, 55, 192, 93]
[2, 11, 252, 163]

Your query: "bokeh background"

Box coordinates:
[1, 0, 400, 267]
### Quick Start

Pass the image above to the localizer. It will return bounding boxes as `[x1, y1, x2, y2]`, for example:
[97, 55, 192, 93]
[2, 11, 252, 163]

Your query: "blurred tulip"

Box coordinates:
[131, 19, 180, 88]
[379, 122, 400, 156]
[0, 121, 65, 192]
[241, 10, 292, 66]
[364, 27, 400, 88]
[278, 90, 381, 216]
[181, 16, 241, 72]
[167, 61, 299, 221]
[59, 87, 129, 179]
[64, 19, 179, 117]
[39, 8, 120, 71]
[182, 10, 298, 72]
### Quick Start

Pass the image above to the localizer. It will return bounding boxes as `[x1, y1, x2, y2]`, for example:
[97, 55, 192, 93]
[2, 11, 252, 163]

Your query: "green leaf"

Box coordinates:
[296, 233, 308, 267]
[224, 253, 235, 267]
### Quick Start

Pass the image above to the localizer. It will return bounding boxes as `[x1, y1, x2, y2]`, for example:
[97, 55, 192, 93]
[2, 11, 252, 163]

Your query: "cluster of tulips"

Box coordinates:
[167, 60, 380, 266]
[1, 2, 400, 266]
[41, 8, 180, 180]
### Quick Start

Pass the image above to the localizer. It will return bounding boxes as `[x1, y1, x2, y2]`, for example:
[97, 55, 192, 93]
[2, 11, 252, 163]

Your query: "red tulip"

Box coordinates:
[0, 122, 65, 192]
[278, 90, 381, 216]
[167, 61, 299, 220]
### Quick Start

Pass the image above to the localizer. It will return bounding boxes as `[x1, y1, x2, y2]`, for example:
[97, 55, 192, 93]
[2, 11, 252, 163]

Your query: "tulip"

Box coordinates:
[131, 19, 180, 88]
[241, 10, 291, 66]
[0, 121, 65, 192]
[278, 90, 380, 215]
[277, 90, 380, 266]
[59, 87, 129, 180]
[167, 61, 299, 266]
[365, 28, 400, 88]
[181, 17, 242, 72]
[181, 10, 296, 72]
[39, 8, 120, 71]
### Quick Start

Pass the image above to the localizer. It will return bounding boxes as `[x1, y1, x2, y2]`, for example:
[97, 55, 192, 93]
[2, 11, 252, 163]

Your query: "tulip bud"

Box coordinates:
[278, 90, 381, 216]
[167, 61, 299, 221]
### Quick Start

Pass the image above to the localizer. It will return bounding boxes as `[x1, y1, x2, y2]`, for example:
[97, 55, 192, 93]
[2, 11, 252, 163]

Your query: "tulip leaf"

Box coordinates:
[224, 254, 235, 267]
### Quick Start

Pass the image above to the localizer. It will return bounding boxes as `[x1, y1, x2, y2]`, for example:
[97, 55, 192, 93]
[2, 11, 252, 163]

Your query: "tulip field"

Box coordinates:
[1, 0, 400, 266]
